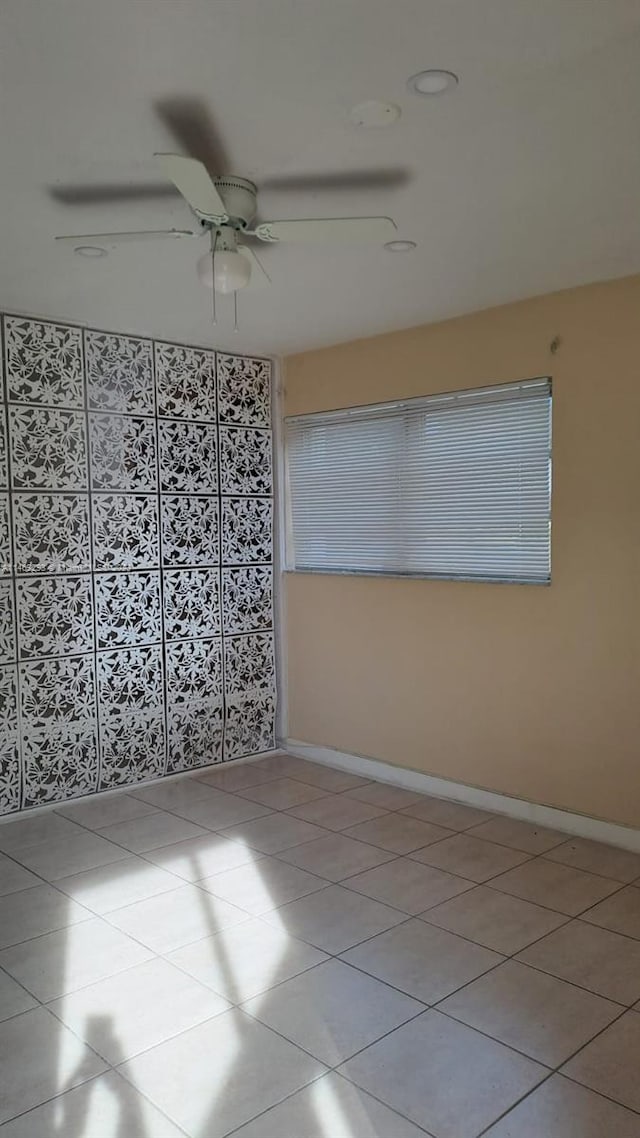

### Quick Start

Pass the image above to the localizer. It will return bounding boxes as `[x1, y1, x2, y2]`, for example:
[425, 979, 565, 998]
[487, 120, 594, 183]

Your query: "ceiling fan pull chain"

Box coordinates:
[211, 229, 218, 325]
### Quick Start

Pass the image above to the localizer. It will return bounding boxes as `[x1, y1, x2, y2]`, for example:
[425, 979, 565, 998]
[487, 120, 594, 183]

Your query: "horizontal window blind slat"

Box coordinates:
[285, 378, 551, 583]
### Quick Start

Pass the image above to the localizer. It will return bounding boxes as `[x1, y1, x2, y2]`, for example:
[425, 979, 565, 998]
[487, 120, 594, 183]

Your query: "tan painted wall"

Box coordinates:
[283, 275, 640, 827]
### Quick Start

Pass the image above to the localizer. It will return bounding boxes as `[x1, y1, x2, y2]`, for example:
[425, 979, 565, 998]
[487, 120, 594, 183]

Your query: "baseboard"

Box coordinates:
[0, 749, 283, 827]
[283, 738, 640, 854]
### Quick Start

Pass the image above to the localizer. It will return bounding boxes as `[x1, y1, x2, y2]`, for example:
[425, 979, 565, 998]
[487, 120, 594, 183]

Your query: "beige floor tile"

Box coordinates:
[98, 809, 208, 853]
[400, 797, 494, 830]
[339, 1009, 546, 1138]
[0, 917, 152, 1001]
[54, 855, 181, 914]
[0, 812, 84, 854]
[345, 857, 472, 915]
[287, 794, 389, 832]
[342, 918, 503, 1004]
[119, 1008, 325, 1138]
[10, 831, 129, 881]
[231, 1071, 429, 1138]
[199, 855, 329, 915]
[137, 783, 273, 830]
[163, 790, 276, 831]
[562, 1011, 640, 1114]
[517, 919, 640, 1005]
[275, 832, 396, 881]
[56, 792, 158, 830]
[277, 759, 371, 793]
[263, 884, 406, 954]
[344, 813, 453, 853]
[0, 1069, 186, 1137]
[469, 816, 567, 854]
[49, 957, 230, 1063]
[0, 883, 91, 949]
[106, 883, 247, 953]
[344, 783, 425, 810]
[489, 858, 621, 915]
[411, 833, 531, 882]
[144, 831, 265, 881]
[242, 958, 422, 1066]
[0, 1007, 106, 1125]
[249, 753, 314, 779]
[544, 837, 640, 884]
[195, 760, 281, 792]
[236, 777, 330, 809]
[0, 853, 41, 898]
[0, 971, 37, 1022]
[484, 1073, 640, 1137]
[168, 917, 327, 1003]
[439, 959, 621, 1066]
[220, 812, 329, 853]
[581, 886, 640, 939]
[131, 776, 227, 811]
[422, 884, 567, 954]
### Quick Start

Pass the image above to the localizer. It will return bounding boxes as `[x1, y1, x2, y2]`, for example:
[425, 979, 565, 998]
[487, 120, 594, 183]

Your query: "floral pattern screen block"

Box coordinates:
[0, 315, 275, 813]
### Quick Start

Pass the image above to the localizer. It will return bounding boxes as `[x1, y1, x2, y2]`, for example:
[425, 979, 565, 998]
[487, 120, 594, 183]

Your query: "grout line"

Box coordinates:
[483, 873, 636, 928]
[473, 1071, 559, 1138]
[1, 798, 637, 946]
[0, 843, 631, 1017]
[3, 782, 637, 1024]
[2, 762, 640, 1132]
[474, 997, 640, 1135]
[0, 1073, 117, 1133]
[556, 1071, 640, 1120]
[1, 782, 636, 912]
[432, 995, 626, 1066]
[336, 867, 476, 917]
[3, 1034, 194, 1138]
[231, 1009, 433, 1138]
[222, 1070, 339, 1138]
[0, 961, 43, 1022]
[269, 848, 408, 885]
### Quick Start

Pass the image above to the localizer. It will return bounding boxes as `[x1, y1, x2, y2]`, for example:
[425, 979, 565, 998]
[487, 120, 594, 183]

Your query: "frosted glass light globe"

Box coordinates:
[197, 249, 251, 293]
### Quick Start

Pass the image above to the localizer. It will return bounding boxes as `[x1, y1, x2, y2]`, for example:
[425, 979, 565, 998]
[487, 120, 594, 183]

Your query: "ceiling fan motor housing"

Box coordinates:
[210, 176, 257, 229]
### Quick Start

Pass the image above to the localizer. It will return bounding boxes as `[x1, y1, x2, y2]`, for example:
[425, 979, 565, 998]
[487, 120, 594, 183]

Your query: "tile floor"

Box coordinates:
[1, 752, 640, 1136]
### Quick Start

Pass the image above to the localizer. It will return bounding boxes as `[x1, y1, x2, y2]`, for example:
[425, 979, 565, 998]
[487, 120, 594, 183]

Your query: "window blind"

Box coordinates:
[285, 378, 551, 584]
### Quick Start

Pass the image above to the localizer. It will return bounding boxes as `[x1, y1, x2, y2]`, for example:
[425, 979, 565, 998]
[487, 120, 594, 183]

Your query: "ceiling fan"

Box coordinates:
[55, 153, 398, 299]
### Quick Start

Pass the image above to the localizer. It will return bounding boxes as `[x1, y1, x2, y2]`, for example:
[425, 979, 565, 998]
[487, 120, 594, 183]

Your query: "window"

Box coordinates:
[285, 378, 551, 584]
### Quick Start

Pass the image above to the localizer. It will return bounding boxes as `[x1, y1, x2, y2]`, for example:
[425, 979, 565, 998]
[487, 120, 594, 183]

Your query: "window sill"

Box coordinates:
[283, 568, 551, 586]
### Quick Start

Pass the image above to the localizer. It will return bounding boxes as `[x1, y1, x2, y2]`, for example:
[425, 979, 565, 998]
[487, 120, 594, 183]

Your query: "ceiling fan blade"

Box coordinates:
[238, 245, 272, 287]
[155, 154, 228, 224]
[260, 168, 411, 193]
[154, 97, 230, 175]
[55, 229, 196, 244]
[48, 182, 180, 206]
[252, 216, 397, 244]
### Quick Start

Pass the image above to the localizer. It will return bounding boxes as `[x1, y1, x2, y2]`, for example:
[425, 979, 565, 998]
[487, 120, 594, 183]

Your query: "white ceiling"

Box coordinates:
[1, 0, 639, 357]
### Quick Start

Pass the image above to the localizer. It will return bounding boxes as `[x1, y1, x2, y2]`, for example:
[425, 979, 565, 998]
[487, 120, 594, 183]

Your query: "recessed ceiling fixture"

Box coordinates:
[74, 245, 108, 258]
[407, 69, 458, 96]
[384, 240, 417, 252]
[349, 100, 401, 128]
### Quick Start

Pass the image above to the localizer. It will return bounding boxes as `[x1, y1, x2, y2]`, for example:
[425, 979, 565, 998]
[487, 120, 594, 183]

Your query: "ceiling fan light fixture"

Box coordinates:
[407, 69, 459, 96]
[74, 245, 108, 258]
[197, 248, 251, 293]
[384, 239, 417, 252]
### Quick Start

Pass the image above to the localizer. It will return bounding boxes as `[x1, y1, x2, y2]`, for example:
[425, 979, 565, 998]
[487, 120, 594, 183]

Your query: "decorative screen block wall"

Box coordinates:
[0, 314, 275, 815]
